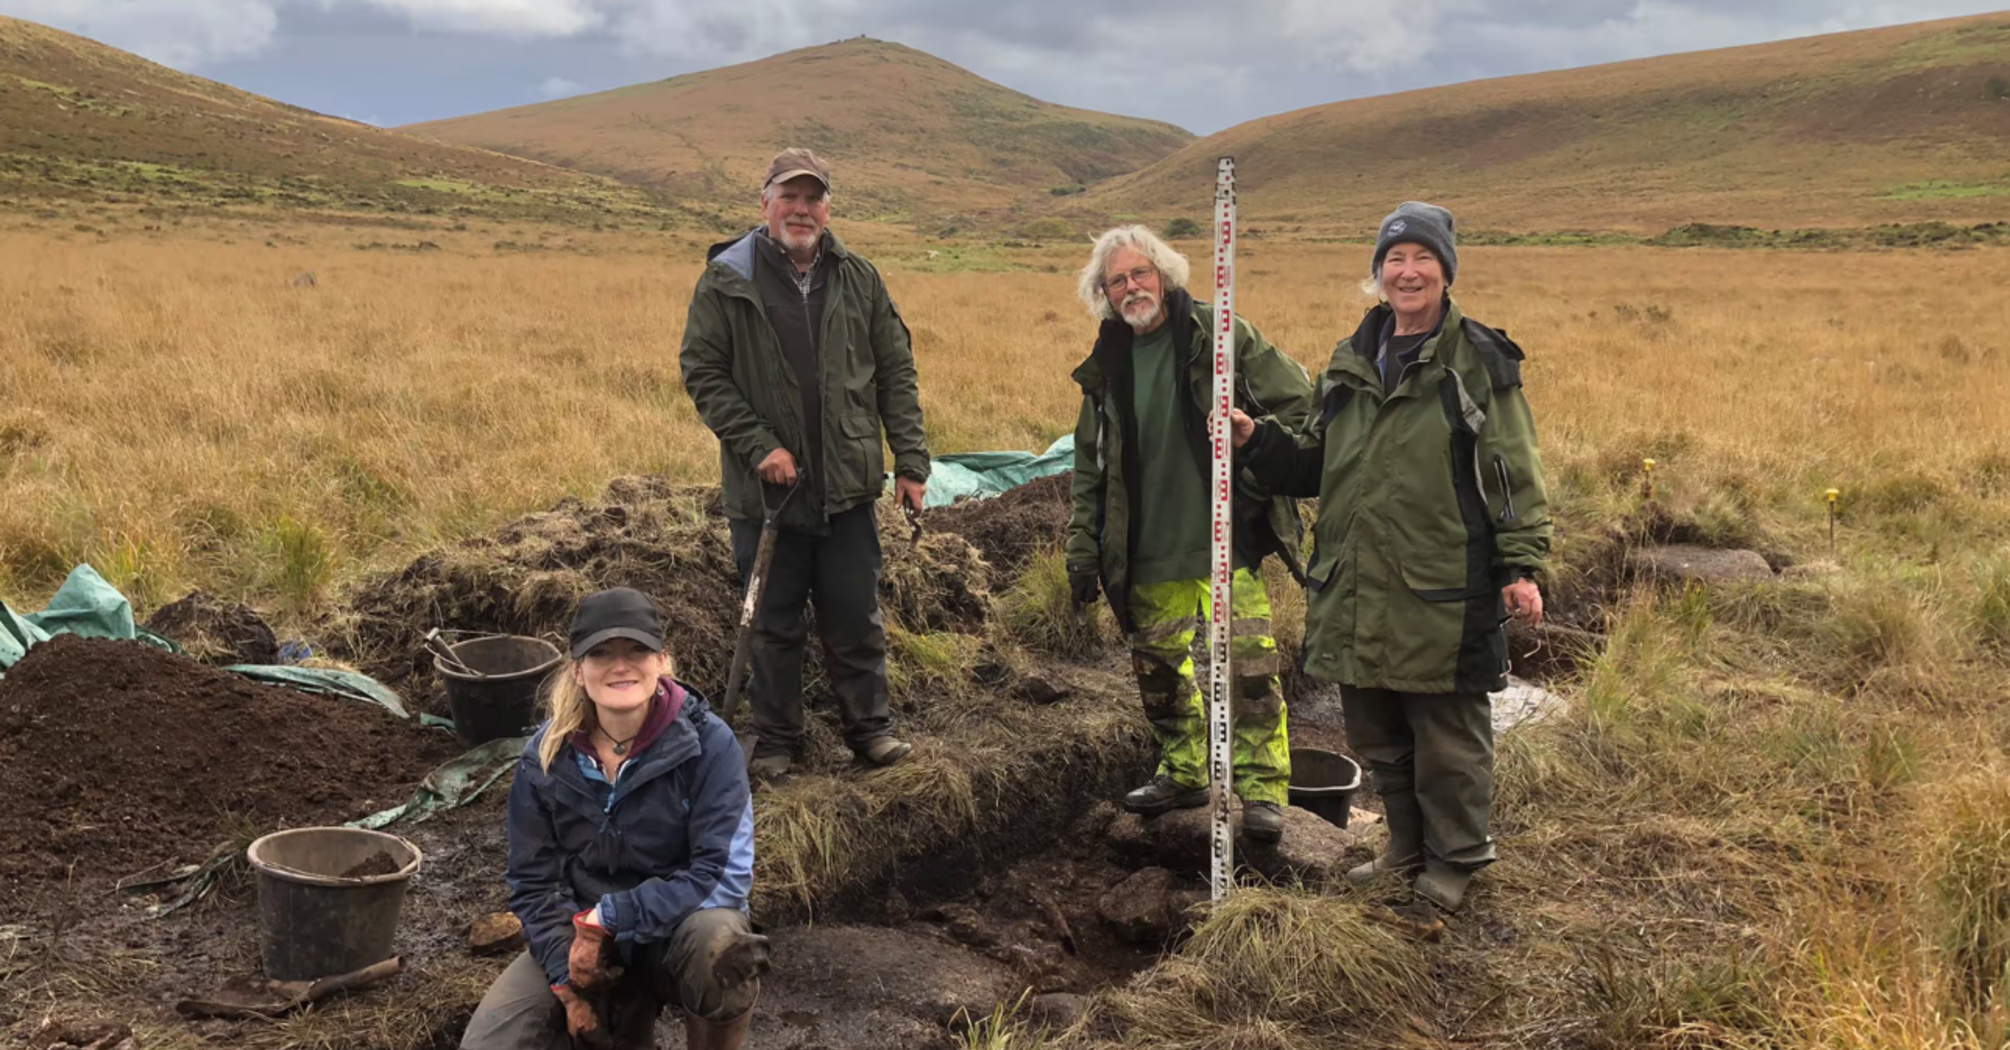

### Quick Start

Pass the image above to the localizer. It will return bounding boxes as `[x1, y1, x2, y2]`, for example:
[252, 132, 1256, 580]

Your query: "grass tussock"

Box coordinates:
[1065, 889, 1429, 1049]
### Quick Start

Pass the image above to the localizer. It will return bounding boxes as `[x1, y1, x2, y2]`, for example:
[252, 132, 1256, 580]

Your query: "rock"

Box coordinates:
[467, 912, 525, 955]
[1107, 803, 1358, 883]
[1630, 544, 1775, 585]
[1096, 866, 1187, 944]
[1013, 673, 1072, 705]
[1491, 676, 1568, 734]
[1027, 992, 1086, 1030]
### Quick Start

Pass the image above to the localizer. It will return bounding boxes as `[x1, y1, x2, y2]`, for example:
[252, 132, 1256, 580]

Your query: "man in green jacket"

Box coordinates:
[1065, 225, 1315, 844]
[678, 148, 929, 780]
[1234, 202, 1551, 915]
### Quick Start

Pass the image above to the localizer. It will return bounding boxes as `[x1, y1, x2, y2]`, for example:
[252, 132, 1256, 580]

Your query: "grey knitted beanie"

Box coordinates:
[1371, 201, 1457, 286]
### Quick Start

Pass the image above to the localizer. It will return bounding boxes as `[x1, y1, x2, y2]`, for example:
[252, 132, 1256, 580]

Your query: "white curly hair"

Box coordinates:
[1076, 225, 1191, 322]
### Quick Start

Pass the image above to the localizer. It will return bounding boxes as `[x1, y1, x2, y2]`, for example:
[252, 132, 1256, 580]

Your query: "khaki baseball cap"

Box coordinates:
[765, 147, 832, 191]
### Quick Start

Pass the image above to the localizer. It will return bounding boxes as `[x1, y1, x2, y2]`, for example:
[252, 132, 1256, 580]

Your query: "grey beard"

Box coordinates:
[1121, 296, 1161, 331]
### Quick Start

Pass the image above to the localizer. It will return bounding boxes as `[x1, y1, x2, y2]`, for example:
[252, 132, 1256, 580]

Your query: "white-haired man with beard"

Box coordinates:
[1062, 225, 1315, 844]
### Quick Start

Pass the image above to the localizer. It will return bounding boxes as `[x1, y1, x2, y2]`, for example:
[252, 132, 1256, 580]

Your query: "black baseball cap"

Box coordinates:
[569, 587, 666, 659]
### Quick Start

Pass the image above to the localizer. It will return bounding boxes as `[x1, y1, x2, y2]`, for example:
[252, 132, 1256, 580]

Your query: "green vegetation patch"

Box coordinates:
[3, 74, 137, 116]
[1879, 178, 2010, 201]
[1892, 21, 2010, 70]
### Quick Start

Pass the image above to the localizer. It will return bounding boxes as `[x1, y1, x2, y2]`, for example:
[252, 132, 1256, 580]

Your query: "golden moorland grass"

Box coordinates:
[7, 214, 2010, 1047]
[4, 217, 2003, 616]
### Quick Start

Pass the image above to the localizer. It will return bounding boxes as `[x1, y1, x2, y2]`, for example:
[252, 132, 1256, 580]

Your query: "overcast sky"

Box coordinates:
[5, 0, 2004, 134]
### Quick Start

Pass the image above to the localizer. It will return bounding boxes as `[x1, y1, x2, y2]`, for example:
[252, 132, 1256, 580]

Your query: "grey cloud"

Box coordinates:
[6, 0, 2005, 133]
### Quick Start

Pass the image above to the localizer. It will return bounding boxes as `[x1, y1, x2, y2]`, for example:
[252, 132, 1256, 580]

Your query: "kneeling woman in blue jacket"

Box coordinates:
[462, 587, 766, 1050]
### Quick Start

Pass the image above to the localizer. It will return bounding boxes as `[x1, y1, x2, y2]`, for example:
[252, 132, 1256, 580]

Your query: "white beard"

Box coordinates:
[779, 224, 821, 254]
[1120, 293, 1162, 331]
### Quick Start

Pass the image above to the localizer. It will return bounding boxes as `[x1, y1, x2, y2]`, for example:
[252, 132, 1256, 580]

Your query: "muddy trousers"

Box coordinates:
[1127, 568, 1290, 806]
[1340, 686, 1496, 871]
[460, 908, 759, 1050]
[728, 503, 893, 758]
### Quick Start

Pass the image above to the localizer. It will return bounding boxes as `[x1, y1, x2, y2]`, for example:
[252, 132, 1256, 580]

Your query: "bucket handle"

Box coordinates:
[424, 628, 487, 679]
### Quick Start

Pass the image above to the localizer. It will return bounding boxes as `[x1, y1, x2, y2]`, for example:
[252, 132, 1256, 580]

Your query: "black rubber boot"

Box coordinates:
[1241, 800, 1284, 844]
[1123, 774, 1209, 816]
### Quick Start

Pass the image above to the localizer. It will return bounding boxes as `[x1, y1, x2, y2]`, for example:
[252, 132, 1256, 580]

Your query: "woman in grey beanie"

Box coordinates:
[1231, 200, 1553, 924]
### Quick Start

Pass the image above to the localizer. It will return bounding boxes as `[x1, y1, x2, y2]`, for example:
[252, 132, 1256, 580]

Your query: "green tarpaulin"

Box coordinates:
[910, 434, 1073, 508]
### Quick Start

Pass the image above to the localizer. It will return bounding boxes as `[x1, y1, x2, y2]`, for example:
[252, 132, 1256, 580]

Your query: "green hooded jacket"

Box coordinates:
[678, 228, 929, 532]
[1240, 297, 1551, 694]
[1065, 288, 1315, 631]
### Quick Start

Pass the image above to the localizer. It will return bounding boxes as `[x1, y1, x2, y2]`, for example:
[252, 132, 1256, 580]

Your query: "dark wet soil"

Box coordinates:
[144, 590, 279, 665]
[342, 851, 400, 879]
[0, 634, 457, 916]
[921, 474, 1072, 583]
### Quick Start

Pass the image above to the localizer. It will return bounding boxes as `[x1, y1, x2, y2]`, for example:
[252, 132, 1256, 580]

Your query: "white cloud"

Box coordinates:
[351, 0, 601, 37]
[538, 74, 581, 96]
[0, 0, 280, 66]
[605, 0, 866, 60]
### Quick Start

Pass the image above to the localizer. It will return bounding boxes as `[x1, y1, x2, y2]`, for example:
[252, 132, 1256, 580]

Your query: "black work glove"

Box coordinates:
[1068, 567, 1100, 607]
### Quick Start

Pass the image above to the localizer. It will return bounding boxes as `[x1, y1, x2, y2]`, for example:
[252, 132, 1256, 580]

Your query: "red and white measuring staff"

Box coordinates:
[1207, 156, 1237, 902]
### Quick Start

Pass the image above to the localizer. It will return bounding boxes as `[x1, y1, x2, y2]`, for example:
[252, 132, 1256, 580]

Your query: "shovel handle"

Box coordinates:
[719, 477, 803, 726]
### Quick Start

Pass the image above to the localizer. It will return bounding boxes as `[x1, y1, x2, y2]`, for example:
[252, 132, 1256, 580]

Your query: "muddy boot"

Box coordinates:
[858, 735, 913, 768]
[1413, 859, 1475, 913]
[683, 1006, 753, 1050]
[1345, 792, 1423, 885]
[749, 753, 792, 781]
[1241, 800, 1284, 844]
[1123, 774, 1208, 816]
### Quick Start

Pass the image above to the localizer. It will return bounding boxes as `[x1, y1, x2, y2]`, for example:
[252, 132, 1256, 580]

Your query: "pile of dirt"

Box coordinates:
[0, 634, 457, 900]
[144, 590, 278, 665]
[327, 476, 992, 702]
[923, 474, 1073, 582]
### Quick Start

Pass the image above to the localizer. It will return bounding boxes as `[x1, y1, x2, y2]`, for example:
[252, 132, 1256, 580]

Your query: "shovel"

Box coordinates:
[719, 481, 802, 726]
[175, 957, 405, 1020]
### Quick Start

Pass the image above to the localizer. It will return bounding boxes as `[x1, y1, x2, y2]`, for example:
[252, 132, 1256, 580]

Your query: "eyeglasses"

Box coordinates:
[1103, 266, 1156, 293]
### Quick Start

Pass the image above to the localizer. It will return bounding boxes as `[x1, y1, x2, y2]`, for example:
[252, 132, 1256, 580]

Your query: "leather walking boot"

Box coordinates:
[1122, 774, 1209, 816]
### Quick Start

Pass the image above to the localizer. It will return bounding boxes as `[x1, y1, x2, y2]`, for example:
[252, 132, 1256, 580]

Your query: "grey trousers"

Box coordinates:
[460, 908, 758, 1050]
[729, 502, 892, 757]
[1340, 686, 1497, 870]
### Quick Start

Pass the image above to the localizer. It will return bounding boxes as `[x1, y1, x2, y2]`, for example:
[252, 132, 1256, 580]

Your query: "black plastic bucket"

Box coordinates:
[246, 827, 422, 981]
[435, 635, 561, 744]
[1288, 747, 1363, 829]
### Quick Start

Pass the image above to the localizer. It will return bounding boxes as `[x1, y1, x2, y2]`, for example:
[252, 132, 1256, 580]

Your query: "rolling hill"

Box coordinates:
[1079, 13, 2010, 235]
[0, 16, 675, 223]
[402, 38, 1193, 222]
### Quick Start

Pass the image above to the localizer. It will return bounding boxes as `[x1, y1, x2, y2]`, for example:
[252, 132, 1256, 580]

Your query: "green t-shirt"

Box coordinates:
[1129, 324, 1211, 585]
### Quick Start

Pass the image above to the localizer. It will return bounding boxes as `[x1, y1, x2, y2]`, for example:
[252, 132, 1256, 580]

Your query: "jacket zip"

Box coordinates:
[1492, 453, 1517, 523]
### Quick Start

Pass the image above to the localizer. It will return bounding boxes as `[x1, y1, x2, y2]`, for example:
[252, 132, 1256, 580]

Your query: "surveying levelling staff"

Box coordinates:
[1064, 226, 1315, 845]
[1233, 202, 1552, 917]
[678, 148, 929, 781]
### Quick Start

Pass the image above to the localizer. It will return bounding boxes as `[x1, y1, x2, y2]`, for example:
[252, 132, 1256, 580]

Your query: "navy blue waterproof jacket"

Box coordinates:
[505, 682, 754, 988]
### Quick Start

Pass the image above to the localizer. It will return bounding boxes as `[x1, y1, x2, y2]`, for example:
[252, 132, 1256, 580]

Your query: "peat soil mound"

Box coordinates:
[145, 590, 279, 665]
[327, 477, 993, 702]
[922, 474, 1072, 583]
[0, 634, 456, 906]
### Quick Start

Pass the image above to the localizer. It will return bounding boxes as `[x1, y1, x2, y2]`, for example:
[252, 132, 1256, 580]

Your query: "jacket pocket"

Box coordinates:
[837, 413, 885, 498]
[1400, 558, 1485, 601]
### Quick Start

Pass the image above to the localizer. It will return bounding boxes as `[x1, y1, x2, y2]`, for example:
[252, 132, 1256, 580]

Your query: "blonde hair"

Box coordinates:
[1076, 225, 1191, 322]
[534, 650, 678, 771]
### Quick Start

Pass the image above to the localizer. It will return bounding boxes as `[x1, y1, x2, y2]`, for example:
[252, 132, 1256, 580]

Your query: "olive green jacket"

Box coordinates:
[1065, 288, 1315, 630]
[678, 228, 929, 532]
[1240, 297, 1551, 694]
